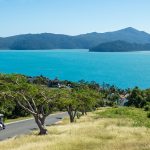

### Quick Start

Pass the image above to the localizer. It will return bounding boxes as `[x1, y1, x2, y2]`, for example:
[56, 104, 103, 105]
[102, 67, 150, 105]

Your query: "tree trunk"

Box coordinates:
[68, 110, 77, 123]
[67, 105, 77, 123]
[39, 127, 47, 135]
[82, 111, 85, 115]
[67, 109, 75, 123]
[34, 116, 47, 135]
[69, 114, 75, 123]
[39, 116, 46, 126]
[85, 111, 87, 115]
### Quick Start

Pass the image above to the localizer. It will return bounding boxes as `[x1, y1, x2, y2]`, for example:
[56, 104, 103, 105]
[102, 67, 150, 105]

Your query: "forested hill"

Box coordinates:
[90, 41, 150, 52]
[0, 27, 150, 50]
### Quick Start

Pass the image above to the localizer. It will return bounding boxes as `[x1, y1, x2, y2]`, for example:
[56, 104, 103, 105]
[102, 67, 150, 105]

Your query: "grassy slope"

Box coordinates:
[0, 107, 150, 150]
[97, 107, 150, 128]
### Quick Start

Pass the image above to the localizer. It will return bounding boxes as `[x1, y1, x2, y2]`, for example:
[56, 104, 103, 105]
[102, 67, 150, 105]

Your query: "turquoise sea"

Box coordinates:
[0, 49, 150, 89]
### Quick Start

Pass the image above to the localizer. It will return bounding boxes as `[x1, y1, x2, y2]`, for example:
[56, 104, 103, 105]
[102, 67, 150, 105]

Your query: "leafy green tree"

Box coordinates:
[57, 85, 101, 123]
[57, 89, 78, 123]
[0, 97, 15, 118]
[145, 89, 150, 102]
[0, 75, 59, 135]
[0, 77, 16, 118]
[107, 93, 120, 105]
[31, 75, 49, 85]
[16, 86, 58, 135]
[76, 87, 100, 115]
[127, 87, 146, 108]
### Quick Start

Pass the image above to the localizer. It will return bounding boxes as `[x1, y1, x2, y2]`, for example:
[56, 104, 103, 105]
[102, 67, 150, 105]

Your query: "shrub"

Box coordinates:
[96, 99, 105, 107]
[147, 112, 150, 118]
[113, 105, 118, 108]
[105, 101, 114, 107]
[144, 105, 150, 111]
[76, 112, 82, 119]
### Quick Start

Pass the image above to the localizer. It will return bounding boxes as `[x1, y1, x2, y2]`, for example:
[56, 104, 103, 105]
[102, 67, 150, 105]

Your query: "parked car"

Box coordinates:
[0, 114, 5, 130]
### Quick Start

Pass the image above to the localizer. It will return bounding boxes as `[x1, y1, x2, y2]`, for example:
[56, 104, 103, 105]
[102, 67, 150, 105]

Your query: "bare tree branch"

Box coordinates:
[18, 101, 37, 115]
[31, 98, 38, 113]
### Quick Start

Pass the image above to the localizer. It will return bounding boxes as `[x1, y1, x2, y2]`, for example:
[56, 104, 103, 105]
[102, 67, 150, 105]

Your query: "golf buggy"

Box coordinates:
[0, 114, 5, 130]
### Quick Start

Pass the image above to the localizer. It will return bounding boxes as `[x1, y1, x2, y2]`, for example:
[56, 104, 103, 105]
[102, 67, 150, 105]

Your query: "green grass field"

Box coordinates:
[96, 107, 150, 128]
[0, 107, 150, 150]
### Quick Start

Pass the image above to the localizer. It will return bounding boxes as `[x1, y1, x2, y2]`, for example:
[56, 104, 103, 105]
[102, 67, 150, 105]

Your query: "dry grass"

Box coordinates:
[0, 110, 150, 150]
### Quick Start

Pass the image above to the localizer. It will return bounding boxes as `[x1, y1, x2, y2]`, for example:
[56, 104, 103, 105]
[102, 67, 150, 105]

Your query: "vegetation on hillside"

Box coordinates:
[1, 73, 150, 135]
[90, 40, 150, 52]
[0, 74, 102, 134]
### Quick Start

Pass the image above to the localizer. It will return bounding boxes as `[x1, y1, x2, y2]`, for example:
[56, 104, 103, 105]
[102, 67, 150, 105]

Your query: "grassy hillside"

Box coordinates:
[0, 107, 150, 150]
[97, 107, 150, 128]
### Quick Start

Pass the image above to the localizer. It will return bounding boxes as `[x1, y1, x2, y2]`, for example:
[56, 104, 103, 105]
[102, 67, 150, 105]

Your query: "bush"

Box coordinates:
[144, 105, 150, 111]
[77, 112, 82, 119]
[95, 99, 105, 107]
[147, 112, 150, 118]
[113, 105, 118, 108]
[105, 101, 114, 107]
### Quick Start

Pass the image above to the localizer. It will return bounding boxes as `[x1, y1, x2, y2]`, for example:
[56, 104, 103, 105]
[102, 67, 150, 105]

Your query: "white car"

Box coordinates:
[0, 123, 3, 129]
[0, 114, 5, 130]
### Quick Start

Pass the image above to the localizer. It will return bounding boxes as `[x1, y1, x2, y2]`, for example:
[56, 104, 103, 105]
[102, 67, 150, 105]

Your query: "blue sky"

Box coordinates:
[0, 0, 150, 36]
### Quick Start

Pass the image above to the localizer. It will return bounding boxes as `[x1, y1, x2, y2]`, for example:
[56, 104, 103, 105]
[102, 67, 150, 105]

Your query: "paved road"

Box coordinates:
[0, 112, 67, 141]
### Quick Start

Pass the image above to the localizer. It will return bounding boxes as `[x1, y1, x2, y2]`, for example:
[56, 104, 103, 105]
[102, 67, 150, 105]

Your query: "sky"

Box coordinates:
[0, 0, 150, 37]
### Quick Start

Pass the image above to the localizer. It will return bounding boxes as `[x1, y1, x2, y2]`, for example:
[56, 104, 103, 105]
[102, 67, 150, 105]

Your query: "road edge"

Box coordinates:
[5, 112, 66, 125]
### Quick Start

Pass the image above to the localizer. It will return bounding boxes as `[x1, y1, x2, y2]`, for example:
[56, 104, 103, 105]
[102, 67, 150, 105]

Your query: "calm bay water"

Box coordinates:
[0, 49, 150, 89]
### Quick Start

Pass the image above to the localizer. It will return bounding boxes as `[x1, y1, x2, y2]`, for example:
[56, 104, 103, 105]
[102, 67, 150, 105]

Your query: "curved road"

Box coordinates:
[0, 112, 67, 141]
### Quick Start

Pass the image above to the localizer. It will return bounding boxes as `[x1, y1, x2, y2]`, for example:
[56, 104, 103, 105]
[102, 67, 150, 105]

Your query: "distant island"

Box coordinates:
[0, 27, 150, 51]
[90, 40, 150, 52]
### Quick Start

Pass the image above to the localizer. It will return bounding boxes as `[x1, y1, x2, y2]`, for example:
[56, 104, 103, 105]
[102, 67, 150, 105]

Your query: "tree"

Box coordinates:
[0, 78, 16, 118]
[2, 82, 58, 135]
[145, 89, 150, 102]
[127, 87, 146, 108]
[28, 75, 49, 85]
[0, 96, 15, 118]
[107, 93, 120, 105]
[57, 89, 78, 123]
[76, 87, 100, 115]
[57, 85, 101, 123]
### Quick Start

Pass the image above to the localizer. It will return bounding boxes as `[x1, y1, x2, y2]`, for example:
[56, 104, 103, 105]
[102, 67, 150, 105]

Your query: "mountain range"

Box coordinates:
[0, 27, 150, 51]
